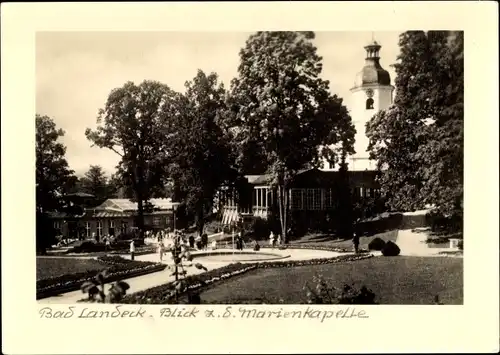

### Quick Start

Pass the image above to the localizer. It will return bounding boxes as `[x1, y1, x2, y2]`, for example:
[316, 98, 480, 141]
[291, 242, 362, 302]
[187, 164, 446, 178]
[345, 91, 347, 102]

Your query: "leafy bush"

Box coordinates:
[68, 241, 106, 253]
[98, 255, 132, 264]
[253, 243, 261, 251]
[425, 236, 450, 244]
[368, 237, 386, 251]
[114, 231, 138, 241]
[457, 240, 463, 250]
[304, 275, 377, 304]
[245, 217, 271, 240]
[133, 238, 145, 247]
[80, 269, 130, 303]
[382, 241, 401, 256]
[204, 219, 223, 234]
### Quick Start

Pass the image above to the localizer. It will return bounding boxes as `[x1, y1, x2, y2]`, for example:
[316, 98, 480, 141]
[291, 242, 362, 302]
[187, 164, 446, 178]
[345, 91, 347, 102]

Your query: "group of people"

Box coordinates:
[234, 232, 245, 251]
[268, 231, 282, 248]
[153, 229, 215, 262]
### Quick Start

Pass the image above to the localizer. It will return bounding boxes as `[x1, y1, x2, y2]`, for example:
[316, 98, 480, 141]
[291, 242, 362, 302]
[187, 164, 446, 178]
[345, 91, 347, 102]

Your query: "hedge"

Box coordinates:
[120, 253, 374, 304]
[36, 256, 166, 300]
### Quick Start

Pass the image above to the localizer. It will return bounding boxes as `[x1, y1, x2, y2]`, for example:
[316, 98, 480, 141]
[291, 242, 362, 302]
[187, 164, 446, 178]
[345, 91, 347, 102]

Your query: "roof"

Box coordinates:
[245, 169, 317, 186]
[96, 198, 176, 212]
[65, 192, 95, 198]
[245, 174, 273, 185]
[47, 211, 86, 219]
[354, 63, 391, 87]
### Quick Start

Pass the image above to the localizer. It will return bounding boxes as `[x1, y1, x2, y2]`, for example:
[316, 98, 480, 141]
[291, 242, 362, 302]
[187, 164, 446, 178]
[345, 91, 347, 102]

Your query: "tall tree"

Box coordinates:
[86, 80, 177, 238]
[168, 70, 238, 236]
[226, 31, 355, 243]
[367, 31, 433, 211]
[36, 114, 76, 250]
[80, 165, 109, 202]
[418, 31, 464, 229]
[366, 31, 463, 229]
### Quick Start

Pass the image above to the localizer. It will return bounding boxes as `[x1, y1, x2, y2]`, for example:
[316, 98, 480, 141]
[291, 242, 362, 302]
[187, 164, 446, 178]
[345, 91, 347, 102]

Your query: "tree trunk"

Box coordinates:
[277, 183, 288, 245]
[137, 196, 145, 239]
[283, 182, 288, 244]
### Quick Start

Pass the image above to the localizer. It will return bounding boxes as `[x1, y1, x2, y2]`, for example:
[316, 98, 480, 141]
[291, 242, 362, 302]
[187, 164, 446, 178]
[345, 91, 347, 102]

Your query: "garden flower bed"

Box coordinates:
[217, 243, 354, 253]
[36, 256, 166, 299]
[120, 253, 374, 304]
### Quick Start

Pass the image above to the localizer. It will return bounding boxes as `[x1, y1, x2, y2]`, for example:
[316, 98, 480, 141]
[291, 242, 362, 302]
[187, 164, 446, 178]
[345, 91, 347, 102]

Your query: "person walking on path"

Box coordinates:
[276, 234, 281, 246]
[129, 240, 135, 261]
[352, 232, 360, 254]
[269, 231, 275, 248]
[158, 237, 164, 262]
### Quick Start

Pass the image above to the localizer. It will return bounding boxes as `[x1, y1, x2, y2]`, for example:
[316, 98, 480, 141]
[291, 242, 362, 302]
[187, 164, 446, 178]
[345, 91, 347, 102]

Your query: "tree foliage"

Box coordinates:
[225, 31, 355, 242]
[36, 114, 77, 251]
[167, 70, 238, 236]
[86, 80, 178, 237]
[366, 31, 463, 229]
[79, 165, 112, 203]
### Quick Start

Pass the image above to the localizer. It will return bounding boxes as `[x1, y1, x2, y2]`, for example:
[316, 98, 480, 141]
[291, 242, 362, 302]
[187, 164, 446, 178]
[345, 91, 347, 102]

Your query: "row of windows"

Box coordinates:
[290, 187, 380, 210]
[221, 188, 272, 208]
[290, 189, 330, 210]
[53, 217, 169, 237]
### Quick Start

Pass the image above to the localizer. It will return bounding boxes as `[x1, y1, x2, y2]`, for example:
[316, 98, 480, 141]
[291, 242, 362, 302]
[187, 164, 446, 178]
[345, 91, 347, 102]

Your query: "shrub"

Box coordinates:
[253, 243, 261, 251]
[80, 269, 130, 303]
[457, 240, 463, 250]
[204, 219, 222, 234]
[382, 241, 401, 256]
[133, 238, 145, 247]
[246, 217, 270, 240]
[368, 237, 386, 251]
[305, 275, 377, 304]
[69, 241, 106, 253]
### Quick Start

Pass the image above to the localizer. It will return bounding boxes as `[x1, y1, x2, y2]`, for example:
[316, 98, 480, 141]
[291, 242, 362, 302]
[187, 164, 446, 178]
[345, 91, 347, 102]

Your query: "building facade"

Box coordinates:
[220, 169, 380, 226]
[49, 198, 176, 240]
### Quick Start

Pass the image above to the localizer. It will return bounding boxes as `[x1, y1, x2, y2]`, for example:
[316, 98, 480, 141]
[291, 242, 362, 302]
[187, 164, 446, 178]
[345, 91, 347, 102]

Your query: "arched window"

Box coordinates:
[366, 98, 374, 110]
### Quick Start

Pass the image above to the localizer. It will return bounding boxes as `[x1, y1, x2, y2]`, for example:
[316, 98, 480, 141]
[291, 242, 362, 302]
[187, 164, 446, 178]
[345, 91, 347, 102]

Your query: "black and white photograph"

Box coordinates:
[35, 30, 464, 305]
[2, 2, 498, 354]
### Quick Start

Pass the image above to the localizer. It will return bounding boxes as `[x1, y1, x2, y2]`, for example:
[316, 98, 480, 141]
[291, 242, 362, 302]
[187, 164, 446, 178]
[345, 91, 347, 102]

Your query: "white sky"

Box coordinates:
[36, 31, 400, 176]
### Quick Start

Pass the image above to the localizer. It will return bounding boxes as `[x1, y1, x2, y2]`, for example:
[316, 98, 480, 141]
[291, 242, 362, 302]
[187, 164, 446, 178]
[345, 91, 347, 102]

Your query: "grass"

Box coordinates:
[36, 257, 106, 281]
[199, 256, 463, 305]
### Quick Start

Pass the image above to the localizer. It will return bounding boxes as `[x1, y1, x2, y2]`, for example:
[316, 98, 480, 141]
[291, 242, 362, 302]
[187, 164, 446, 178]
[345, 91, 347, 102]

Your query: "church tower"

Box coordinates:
[348, 39, 394, 171]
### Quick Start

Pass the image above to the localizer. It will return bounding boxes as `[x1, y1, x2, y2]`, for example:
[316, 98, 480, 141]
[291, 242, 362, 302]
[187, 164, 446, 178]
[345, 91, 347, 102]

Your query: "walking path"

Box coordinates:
[37, 248, 349, 304]
[395, 229, 455, 256]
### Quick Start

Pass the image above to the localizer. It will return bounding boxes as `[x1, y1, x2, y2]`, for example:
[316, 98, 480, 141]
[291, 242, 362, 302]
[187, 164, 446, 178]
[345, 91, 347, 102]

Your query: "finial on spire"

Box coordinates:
[371, 31, 375, 41]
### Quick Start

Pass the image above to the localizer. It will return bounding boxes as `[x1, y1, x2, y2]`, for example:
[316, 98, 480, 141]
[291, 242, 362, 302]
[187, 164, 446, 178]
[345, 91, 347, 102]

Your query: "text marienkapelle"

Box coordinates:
[39, 305, 368, 323]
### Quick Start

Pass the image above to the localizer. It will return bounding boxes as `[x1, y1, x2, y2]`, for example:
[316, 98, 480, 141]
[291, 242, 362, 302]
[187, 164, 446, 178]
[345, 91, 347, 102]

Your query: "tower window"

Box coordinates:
[366, 98, 374, 110]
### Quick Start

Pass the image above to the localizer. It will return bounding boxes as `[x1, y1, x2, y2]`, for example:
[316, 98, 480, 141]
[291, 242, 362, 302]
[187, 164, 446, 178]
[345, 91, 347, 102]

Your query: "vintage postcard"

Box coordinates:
[1, 1, 498, 354]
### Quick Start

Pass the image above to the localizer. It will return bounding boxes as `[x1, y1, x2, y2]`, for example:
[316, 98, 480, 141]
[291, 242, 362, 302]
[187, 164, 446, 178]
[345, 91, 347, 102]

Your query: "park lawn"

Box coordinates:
[199, 256, 463, 305]
[36, 257, 106, 280]
[290, 230, 399, 250]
